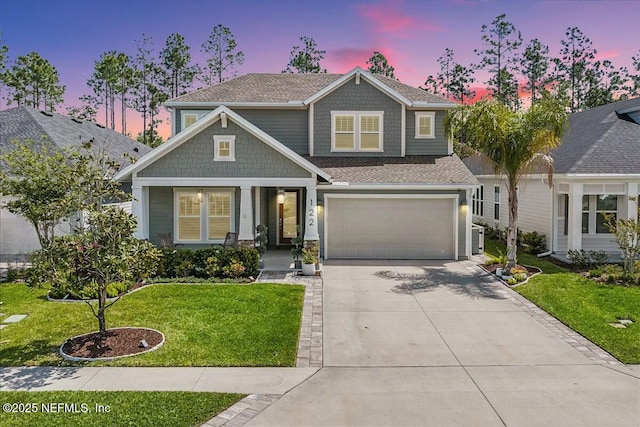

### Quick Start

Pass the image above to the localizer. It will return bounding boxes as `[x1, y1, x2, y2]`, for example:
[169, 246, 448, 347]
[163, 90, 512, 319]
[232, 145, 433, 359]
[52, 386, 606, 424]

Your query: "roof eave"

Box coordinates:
[163, 101, 306, 108]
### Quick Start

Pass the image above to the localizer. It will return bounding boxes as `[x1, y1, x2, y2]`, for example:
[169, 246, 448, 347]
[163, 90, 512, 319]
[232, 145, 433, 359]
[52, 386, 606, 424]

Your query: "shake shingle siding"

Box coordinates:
[138, 119, 311, 178]
[405, 110, 449, 155]
[313, 78, 403, 157]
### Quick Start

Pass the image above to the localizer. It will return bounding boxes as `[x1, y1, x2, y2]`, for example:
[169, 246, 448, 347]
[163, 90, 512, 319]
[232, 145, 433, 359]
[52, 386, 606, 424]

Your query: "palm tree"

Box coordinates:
[445, 96, 568, 273]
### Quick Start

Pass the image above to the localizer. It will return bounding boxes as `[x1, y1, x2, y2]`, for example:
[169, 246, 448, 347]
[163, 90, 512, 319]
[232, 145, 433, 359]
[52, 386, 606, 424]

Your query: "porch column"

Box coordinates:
[131, 184, 148, 240]
[303, 185, 319, 243]
[567, 182, 583, 251]
[625, 182, 639, 221]
[238, 185, 254, 243]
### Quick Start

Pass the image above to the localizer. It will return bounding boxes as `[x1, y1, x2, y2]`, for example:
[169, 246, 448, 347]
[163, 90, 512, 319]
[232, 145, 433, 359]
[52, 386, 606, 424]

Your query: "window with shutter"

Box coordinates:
[208, 193, 232, 240]
[177, 193, 201, 241]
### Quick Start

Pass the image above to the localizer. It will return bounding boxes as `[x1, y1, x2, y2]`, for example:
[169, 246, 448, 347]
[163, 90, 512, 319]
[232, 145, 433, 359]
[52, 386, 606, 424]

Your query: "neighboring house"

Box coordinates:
[465, 97, 640, 258]
[116, 67, 479, 260]
[0, 106, 152, 261]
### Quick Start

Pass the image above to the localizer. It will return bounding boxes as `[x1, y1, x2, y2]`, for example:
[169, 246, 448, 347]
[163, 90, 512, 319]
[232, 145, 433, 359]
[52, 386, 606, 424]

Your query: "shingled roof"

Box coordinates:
[552, 97, 640, 174]
[167, 69, 453, 105]
[306, 155, 478, 185]
[463, 97, 640, 176]
[0, 106, 151, 164]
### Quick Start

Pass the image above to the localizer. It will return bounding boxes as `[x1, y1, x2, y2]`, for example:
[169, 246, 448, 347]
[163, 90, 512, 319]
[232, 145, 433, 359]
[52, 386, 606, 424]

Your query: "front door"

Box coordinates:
[279, 190, 299, 244]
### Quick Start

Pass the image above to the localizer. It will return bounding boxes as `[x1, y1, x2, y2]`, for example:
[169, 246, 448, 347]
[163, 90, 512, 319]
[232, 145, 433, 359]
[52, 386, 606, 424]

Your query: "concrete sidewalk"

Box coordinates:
[0, 366, 319, 394]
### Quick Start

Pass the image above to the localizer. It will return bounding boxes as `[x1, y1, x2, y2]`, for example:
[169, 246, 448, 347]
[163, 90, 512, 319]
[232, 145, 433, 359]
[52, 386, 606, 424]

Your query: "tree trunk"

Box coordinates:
[505, 179, 519, 274]
[98, 285, 107, 337]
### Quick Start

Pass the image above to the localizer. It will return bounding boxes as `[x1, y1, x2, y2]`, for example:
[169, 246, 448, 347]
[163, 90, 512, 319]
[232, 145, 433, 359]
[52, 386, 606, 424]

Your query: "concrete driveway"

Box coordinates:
[247, 260, 640, 426]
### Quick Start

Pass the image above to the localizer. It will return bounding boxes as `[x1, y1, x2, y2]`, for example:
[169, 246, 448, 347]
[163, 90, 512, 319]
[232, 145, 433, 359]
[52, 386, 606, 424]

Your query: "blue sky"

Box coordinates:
[1, 0, 638, 138]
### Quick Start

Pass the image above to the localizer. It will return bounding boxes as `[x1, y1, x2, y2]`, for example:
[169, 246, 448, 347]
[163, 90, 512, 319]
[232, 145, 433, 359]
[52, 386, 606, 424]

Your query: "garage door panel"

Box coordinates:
[326, 197, 455, 260]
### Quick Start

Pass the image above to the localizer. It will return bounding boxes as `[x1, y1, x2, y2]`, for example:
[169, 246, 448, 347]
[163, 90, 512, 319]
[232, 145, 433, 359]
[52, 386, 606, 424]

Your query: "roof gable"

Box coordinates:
[115, 106, 332, 181]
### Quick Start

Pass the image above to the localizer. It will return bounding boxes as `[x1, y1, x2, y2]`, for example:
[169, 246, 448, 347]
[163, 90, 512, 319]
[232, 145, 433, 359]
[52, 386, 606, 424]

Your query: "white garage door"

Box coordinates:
[326, 197, 456, 259]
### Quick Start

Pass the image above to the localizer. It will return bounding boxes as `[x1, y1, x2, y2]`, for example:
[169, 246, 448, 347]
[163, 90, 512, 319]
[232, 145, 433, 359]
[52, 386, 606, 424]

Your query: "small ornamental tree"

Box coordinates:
[23, 141, 161, 337]
[605, 197, 640, 276]
[0, 139, 79, 249]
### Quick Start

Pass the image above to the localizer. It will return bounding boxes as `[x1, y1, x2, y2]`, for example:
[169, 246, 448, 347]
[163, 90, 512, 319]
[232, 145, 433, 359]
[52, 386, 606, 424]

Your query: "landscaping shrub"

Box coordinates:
[567, 249, 611, 270]
[588, 250, 610, 267]
[157, 246, 259, 280]
[518, 231, 547, 254]
[157, 249, 195, 278]
[204, 247, 259, 279]
[567, 249, 591, 270]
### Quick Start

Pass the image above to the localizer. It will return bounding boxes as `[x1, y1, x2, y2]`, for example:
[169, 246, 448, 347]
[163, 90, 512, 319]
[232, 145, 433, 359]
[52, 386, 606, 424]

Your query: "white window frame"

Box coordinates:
[415, 111, 436, 139]
[213, 135, 236, 161]
[580, 194, 618, 235]
[206, 191, 234, 241]
[181, 110, 209, 131]
[472, 185, 484, 216]
[175, 191, 203, 242]
[173, 188, 235, 244]
[493, 186, 500, 221]
[331, 111, 384, 152]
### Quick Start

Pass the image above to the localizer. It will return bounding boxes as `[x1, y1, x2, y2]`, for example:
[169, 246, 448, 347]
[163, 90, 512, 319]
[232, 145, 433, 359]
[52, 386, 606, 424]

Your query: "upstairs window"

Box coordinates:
[213, 136, 235, 161]
[331, 111, 383, 152]
[415, 111, 435, 139]
[181, 111, 209, 131]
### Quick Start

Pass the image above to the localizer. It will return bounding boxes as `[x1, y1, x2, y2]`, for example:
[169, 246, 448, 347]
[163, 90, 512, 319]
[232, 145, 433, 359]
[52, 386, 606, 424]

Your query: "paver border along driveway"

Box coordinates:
[247, 260, 640, 427]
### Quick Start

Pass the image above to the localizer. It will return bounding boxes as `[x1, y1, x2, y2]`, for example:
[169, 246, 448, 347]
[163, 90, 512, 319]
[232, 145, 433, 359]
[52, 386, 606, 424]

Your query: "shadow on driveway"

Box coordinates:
[373, 262, 506, 300]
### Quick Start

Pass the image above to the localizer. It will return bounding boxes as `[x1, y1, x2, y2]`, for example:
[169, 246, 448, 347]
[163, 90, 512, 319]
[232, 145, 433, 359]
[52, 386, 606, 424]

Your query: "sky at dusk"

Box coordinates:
[1, 0, 638, 140]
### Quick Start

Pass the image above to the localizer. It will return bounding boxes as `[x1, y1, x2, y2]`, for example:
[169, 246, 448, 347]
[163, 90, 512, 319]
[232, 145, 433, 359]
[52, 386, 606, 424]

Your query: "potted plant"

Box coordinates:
[255, 224, 268, 269]
[290, 225, 304, 269]
[301, 243, 318, 276]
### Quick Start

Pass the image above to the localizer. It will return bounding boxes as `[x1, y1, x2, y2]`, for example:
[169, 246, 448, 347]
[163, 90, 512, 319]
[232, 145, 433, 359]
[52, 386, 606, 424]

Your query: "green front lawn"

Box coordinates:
[0, 391, 244, 427]
[0, 283, 304, 367]
[484, 239, 640, 363]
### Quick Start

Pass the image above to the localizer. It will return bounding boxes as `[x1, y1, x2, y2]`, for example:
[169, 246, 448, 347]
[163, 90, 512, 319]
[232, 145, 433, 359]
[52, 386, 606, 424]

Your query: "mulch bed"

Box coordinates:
[61, 327, 163, 360]
[482, 263, 541, 285]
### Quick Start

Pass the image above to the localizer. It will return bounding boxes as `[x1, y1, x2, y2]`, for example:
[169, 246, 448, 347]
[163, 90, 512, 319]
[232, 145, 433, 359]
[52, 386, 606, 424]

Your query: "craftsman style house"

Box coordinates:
[116, 67, 478, 260]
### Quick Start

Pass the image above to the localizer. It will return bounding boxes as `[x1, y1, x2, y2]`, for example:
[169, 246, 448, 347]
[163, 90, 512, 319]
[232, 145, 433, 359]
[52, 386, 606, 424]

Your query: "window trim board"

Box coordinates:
[330, 111, 384, 152]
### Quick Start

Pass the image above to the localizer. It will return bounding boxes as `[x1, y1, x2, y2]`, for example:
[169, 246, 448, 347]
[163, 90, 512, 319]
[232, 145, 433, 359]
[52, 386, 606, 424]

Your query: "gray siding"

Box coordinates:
[139, 119, 312, 178]
[176, 108, 309, 154]
[233, 109, 308, 154]
[313, 78, 403, 157]
[148, 186, 241, 249]
[316, 189, 469, 259]
[405, 110, 450, 155]
[148, 187, 174, 246]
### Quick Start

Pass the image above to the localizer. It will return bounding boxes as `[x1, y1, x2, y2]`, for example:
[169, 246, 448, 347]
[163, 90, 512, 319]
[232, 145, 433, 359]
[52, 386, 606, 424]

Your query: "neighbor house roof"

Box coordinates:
[306, 155, 479, 186]
[552, 97, 640, 174]
[463, 97, 640, 176]
[166, 67, 454, 107]
[0, 106, 151, 164]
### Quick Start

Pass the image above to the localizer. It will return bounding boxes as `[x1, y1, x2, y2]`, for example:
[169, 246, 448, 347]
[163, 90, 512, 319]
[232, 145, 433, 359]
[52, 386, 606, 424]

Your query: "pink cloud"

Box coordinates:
[326, 47, 403, 74]
[354, 1, 442, 38]
[594, 50, 619, 61]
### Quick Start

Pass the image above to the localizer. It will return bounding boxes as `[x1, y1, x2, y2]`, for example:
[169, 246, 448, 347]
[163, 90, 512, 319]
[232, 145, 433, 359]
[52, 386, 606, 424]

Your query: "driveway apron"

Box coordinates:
[247, 260, 640, 426]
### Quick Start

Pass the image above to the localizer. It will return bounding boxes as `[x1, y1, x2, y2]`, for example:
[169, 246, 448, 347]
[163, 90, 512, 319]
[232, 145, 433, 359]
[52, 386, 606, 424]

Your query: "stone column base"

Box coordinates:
[238, 240, 255, 248]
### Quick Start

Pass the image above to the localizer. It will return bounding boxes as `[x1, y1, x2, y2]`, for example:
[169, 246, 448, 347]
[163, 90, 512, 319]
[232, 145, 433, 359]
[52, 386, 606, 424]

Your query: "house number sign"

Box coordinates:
[308, 198, 315, 226]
